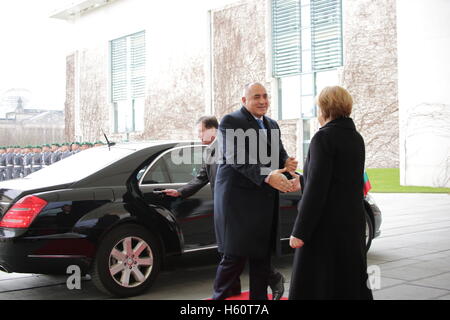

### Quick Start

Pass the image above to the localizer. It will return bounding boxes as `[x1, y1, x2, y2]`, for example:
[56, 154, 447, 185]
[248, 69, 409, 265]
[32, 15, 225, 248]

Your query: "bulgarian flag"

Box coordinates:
[363, 171, 372, 196]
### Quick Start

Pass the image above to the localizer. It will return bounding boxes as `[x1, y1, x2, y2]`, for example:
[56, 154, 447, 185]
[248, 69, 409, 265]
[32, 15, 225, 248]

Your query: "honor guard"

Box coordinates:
[80, 142, 91, 151]
[41, 144, 52, 168]
[31, 146, 43, 173]
[71, 142, 81, 154]
[23, 146, 33, 177]
[12, 146, 23, 179]
[94, 141, 105, 147]
[5, 146, 15, 180]
[0, 147, 6, 181]
[60, 143, 72, 160]
[50, 143, 61, 164]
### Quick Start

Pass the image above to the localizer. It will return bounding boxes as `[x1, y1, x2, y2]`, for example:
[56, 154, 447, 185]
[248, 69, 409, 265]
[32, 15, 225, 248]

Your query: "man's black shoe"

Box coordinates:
[270, 273, 285, 300]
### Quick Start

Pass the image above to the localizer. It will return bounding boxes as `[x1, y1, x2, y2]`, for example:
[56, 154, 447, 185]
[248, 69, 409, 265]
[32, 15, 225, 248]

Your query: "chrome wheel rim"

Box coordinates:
[109, 236, 154, 288]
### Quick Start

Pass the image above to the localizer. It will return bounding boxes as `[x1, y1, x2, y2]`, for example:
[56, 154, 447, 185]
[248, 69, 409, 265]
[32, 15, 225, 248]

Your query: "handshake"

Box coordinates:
[266, 157, 301, 193]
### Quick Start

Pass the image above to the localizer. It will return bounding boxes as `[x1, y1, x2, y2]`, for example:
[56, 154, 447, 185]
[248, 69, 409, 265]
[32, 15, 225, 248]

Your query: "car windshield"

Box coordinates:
[23, 146, 136, 185]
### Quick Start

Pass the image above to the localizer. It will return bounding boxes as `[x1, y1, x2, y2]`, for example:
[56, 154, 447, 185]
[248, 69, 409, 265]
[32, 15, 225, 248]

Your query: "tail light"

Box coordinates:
[0, 195, 47, 228]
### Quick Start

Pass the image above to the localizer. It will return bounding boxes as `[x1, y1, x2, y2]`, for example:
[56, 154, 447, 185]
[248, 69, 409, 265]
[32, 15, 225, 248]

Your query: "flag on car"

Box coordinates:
[363, 171, 372, 196]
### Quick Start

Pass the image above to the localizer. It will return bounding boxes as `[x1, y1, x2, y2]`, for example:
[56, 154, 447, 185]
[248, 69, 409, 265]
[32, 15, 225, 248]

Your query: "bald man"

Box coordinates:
[212, 82, 299, 300]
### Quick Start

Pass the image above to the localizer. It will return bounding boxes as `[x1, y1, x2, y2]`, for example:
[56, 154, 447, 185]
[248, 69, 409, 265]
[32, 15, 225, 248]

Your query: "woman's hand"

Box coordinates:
[290, 236, 305, 249]
[284, 157, 298, 172]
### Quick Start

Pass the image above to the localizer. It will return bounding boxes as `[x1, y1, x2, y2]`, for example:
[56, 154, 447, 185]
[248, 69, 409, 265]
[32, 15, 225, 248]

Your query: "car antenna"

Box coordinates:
[102, 130, 116, 150]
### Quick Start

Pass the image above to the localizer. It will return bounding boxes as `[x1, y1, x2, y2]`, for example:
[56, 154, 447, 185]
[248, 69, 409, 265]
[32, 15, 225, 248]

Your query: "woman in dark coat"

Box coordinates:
[289, 86, 373, 300]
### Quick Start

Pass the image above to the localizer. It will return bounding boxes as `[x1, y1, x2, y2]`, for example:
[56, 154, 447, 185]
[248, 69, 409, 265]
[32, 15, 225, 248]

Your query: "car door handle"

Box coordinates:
[152, 188, 166, 195]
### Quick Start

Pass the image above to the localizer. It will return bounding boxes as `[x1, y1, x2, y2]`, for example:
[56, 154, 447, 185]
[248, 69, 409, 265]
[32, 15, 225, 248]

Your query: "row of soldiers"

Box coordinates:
[0, 141, 105, 181]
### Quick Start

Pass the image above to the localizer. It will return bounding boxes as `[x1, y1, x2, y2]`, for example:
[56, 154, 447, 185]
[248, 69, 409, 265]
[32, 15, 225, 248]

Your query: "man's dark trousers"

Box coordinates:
[213, 254, 271, 300]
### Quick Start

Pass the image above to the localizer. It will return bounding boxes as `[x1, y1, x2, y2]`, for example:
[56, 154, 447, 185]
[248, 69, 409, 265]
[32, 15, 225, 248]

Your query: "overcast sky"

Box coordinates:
[0, 0, 70, 111]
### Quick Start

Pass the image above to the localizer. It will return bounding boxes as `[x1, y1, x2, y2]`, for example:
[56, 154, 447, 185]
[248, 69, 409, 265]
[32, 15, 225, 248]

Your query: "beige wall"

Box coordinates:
[341, 0, 399, 168]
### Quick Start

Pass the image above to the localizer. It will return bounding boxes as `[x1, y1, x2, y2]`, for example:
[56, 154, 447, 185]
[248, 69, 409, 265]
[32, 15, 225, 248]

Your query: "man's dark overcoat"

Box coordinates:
[214, 106, 289, 259]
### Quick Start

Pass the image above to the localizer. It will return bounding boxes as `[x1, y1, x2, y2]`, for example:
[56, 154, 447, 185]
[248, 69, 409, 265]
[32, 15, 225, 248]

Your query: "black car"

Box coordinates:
[0, 141, 381, 297]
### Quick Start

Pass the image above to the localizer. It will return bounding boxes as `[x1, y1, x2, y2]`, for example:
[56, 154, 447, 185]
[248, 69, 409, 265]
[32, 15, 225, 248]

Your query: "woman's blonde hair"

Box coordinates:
[317, 86, 353, 120]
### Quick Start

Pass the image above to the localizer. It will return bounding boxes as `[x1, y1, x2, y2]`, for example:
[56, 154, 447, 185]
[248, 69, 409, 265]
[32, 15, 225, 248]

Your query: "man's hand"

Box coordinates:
[290, 236, 304, 249]
[287, 171, 301, 193]
[266, 168, 292, 193]
[285, 157, 298, 172]
[161, 189, 181, 197]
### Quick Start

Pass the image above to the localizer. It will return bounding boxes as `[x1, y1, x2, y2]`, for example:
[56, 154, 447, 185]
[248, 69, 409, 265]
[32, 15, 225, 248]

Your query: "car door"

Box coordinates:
[139, 145, 216, 252]
[279, 190, 301, 241]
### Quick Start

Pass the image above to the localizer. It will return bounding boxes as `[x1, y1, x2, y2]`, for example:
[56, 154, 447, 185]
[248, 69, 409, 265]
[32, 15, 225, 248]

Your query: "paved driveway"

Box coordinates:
[0, 193, 449, 300]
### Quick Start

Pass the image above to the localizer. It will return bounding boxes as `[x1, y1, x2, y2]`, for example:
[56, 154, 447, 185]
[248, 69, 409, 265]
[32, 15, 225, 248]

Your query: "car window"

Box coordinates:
[163, 146, 204, 183]
[141, 146, 204, 184]
[141, 158, 170, 184]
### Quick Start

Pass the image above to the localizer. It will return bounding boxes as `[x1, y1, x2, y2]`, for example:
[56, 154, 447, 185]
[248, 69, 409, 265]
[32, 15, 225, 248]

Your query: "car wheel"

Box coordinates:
[91, 224, 161, 297]
[365, 212, 374, 252]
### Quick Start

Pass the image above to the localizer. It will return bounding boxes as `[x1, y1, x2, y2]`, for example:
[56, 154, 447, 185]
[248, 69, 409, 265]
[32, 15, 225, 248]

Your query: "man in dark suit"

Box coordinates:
[162, 116, 219, 199]
[163, 115, 290, 300]
[212, 82, 298, 300]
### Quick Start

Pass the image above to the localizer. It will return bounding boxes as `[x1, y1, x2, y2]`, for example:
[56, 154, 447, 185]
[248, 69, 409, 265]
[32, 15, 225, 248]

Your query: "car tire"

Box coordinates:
[365, 212, 374, 252]
[91, 224, 161, 297]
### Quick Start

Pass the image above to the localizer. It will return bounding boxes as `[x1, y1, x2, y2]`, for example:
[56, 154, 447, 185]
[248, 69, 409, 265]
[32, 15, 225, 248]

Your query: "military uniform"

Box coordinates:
[31, 147, 43, 173]
[0, 147, 6, 181]
[71, 142, 81, 154]
[41, 144, 52, 169]
[5, 148, 14, 180]
[12, 149, 23, 179]
[60, 143, 73, 160]
[51, 143, 62, 164]
[23, 146, 33, 177]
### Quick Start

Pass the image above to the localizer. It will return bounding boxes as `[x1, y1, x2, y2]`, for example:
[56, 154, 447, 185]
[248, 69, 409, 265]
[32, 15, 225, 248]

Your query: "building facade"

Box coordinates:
[53, 0, 449, 187]
[397, 0, 450, 188]
[0, 89, 65, 146]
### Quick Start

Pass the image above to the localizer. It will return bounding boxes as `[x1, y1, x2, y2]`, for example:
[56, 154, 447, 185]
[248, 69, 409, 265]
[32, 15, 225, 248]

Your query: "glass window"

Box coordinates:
[301, 73, 314, 95]
[111, 31, 146, 134]
[116, 100, 133, 133]
[301, 95, 316, 118]
[141, 159, 170, 184]
[279, 76, 301, 120]
[163, 147, 204, 183]
[315, 69, 339, 94]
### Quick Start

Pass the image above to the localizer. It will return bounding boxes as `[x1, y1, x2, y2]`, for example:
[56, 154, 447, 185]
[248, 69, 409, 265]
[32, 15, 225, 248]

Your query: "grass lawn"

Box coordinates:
[366, 168, 450, 193]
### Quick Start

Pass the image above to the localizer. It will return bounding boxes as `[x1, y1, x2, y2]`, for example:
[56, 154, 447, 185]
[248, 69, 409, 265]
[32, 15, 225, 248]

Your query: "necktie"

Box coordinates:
[256, 119, 266, 129]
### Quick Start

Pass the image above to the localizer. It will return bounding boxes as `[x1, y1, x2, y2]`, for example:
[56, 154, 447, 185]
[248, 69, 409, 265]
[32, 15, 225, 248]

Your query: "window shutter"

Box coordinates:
[311, 0, 343, 71]
[130, 31, 146, 99]
[111, 37, 128, 102]
[272, 0, 302, 77]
